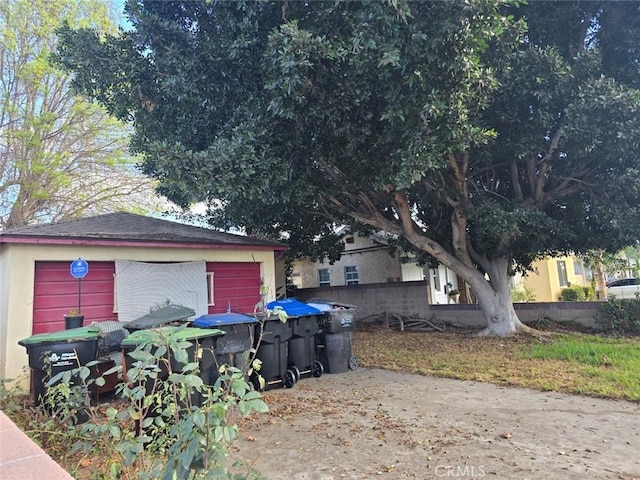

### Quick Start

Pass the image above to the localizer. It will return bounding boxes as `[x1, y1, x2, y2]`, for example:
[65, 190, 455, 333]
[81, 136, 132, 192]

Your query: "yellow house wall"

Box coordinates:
[523, 256, 588, 302]
[0, 243, 278, 387]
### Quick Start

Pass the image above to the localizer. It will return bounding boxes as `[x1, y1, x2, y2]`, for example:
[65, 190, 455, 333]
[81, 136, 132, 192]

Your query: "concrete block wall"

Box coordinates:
[296, 281, 430, 320]
[296, 282, 602, 328]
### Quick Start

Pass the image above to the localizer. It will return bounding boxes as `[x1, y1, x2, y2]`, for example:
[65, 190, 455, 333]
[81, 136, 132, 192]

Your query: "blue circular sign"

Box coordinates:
[70, 259, 89, 279]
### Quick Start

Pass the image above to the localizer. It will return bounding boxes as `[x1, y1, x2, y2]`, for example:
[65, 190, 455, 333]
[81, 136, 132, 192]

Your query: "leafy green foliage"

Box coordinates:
[56, 1, 640, 332]
[510, 285, 536, 303]
[0, 0, 162, 229]
[560, 286, 586, 302]
[596, 298, 640, 336]
[17, 327, 268, 479]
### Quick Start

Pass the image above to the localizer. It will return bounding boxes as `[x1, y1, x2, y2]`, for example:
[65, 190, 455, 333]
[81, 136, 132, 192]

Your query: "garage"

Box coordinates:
[0, 212, 287, 385]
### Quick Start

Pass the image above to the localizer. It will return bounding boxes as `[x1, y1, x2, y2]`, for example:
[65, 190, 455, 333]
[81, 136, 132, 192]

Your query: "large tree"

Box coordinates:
[0, 0, 163, 229]
[57, 1, 640, 335]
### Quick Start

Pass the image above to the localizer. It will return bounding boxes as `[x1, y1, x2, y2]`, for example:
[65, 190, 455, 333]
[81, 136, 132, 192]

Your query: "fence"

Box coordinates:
[296, 281, 601, 328]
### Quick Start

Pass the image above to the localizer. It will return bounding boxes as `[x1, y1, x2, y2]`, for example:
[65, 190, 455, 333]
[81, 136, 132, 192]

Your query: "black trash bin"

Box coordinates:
[192, 313, 258, 384]
[121, 325, 224, 407]
[90, 321, 129, 401]
[18, 325, 102, 406]
[307, 300, 358, 374]
[267, 299, 324, 381]
[253, 314, 296, 389]
[125, 304, 195, 332]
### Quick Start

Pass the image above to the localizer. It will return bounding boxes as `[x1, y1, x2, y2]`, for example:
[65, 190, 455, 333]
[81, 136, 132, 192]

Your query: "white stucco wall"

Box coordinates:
[1, 242, 278, 388]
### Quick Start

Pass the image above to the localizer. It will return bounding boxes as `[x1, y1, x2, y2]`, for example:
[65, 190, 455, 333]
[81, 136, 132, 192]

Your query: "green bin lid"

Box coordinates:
[125, 304, 196, 330]
[121, 326, 225, 347]
[18, 325, 102, 346]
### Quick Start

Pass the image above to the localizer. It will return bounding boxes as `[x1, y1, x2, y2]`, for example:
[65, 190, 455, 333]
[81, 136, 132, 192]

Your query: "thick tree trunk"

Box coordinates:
[475, 289, 528, 336]
[468, 257, 530, 337]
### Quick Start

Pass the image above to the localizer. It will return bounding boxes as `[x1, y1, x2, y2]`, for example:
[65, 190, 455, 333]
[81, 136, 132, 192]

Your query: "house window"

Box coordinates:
[207, 272, 215, 306]
[573, 259, 584, 276]
[345, 266, 359, 285]
[318, 268, 330, 286]
[557, 261, 568, 287]
[431, 269, 441, 291]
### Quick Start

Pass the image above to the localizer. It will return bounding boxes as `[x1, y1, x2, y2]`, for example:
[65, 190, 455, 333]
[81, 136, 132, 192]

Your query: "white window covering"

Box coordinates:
[115, 260, 208, 323]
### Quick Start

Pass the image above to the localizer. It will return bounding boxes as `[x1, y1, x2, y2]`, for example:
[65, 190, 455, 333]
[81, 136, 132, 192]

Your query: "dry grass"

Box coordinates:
[353, 324, 640, 402]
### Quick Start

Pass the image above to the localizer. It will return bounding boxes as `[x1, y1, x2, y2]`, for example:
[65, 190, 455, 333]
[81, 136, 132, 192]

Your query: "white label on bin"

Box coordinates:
[49, 351, 78, 367]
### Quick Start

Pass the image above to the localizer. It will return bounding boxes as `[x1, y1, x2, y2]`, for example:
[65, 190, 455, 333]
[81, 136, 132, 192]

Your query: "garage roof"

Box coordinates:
[0, 212, 287, 250]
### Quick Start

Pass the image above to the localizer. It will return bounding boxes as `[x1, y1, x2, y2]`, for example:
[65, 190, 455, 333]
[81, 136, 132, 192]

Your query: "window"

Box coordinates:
[573, 259, 584, 276]
[207, 272, 215, 306]
[318, 268, 330, 286]
[431, 268, 441, 291]
[345, 266, 359, 285]
[557, 260, 568, 287]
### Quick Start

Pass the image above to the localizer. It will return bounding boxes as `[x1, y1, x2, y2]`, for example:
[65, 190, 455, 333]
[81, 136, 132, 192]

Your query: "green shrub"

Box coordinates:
[582, 285, 595, 301]
[511, 285, 536, 302]
[560, 286, 586, 301]
[595, 298, 640, 336]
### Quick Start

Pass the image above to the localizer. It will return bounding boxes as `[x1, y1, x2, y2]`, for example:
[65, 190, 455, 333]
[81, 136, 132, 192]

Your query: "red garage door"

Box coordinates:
[207, 262, 261, 315]
[33, 261, 116, 334]
[33, 261, 262, 333]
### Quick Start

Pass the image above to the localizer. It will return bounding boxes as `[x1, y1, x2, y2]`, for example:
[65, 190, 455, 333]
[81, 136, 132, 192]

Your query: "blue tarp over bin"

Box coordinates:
[266, 299, 321, 317]
[193, 313, 258, 328]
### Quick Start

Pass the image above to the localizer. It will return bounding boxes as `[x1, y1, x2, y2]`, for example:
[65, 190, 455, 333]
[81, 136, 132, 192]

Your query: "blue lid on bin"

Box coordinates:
[193, 313, 258, 327]
[266, 299, 321, 317]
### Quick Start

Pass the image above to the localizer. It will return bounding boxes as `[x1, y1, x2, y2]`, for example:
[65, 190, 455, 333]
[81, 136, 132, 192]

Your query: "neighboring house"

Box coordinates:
[0, 212, 287, 384]
[292, 229, 402, 287]
[512, 255, 590, 302]
[292, 231, 590, 305]
[291, 230, 461, 304]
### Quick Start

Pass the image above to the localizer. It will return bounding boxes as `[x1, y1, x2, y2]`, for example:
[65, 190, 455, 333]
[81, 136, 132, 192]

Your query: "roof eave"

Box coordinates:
[0, 235, 288, 251]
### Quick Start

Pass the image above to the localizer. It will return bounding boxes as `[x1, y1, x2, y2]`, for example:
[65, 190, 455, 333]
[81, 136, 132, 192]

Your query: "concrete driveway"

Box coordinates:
[231, 368, 640, 479]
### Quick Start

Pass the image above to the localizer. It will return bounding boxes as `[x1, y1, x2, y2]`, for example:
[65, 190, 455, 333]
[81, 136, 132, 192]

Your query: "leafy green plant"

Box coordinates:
[37, 325, 270, 479]
[582, 285, 595, 301]
[511, 285, 536, 302]
[83, 329, 267, 480]
[560, 286, 586, 301]
[595, 297, 640, 336]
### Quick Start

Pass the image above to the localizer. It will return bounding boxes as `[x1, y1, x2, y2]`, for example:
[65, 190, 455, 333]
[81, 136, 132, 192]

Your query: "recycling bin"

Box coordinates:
[267, 299, 324, 380]
[125, 304, 195, 332]
[253, 315, 296, 389]
[192, 313, 258, 384]
[121, 325, 224, 407]
[307, 299, 359, 374]
[18, 325, 102, 406]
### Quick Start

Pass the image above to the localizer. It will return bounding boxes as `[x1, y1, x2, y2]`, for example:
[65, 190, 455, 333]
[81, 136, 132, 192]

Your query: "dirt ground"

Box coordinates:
[231, 368, 640, 480]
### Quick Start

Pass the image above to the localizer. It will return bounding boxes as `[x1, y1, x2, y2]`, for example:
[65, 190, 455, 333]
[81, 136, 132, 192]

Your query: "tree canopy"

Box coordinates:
[57, 0, 640, 335]
[0, 0, 163, 229]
